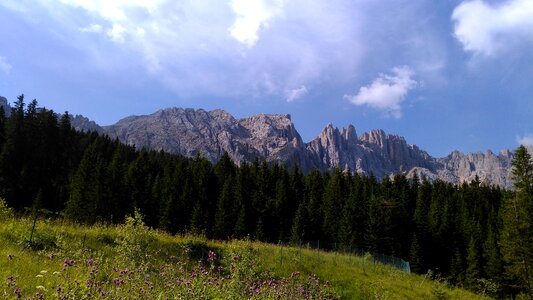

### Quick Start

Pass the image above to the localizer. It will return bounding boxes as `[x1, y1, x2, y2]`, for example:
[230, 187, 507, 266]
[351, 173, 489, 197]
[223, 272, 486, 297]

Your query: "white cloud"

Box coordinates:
[229, 0, 284, 47]
[286, 85, 308, 102]
[0, 56, 13, 74]
[344, 66, 417, 118]
[0, 0, 364, 100]
[517, 134, 533, 146]
[79, 24, 102, 33]
[452, 0, 533, 57]
[107, 24, 127, 43]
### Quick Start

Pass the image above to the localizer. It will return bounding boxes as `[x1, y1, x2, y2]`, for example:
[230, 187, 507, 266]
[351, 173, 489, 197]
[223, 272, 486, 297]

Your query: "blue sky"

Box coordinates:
[1, 0, 532, 157]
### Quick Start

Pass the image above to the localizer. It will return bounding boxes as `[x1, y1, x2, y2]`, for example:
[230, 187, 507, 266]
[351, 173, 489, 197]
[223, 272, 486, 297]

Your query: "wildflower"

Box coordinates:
[112, 278, 125, 286]
[120, 269, 129, 275]
[375, 293, 382, 299]
[53, 271, 61, 275]
[291, 271, 301, 278]
[36, 275, 44, 278]
[217, 265, 223, 272]
[233, 255, 239, 261]
[14, 287, 21, 298]
[40, 270, 48, 274]
[49, 253, 57, 259]
[208, 250, 217, 263]
[63, 259, 75, 267]
[36, 286, 47, 292]
[87, 258, 97, 266]
[35, 290, 44, 300]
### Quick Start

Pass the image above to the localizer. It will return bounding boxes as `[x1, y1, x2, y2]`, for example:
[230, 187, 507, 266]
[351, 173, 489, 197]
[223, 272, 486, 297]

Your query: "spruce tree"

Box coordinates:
[466, 236, 481, 288]
[501, 145, 533, 296]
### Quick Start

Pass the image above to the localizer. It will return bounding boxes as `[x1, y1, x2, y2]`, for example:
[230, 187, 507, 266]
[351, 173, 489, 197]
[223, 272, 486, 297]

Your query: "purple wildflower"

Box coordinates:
[208, 250, 217, 263]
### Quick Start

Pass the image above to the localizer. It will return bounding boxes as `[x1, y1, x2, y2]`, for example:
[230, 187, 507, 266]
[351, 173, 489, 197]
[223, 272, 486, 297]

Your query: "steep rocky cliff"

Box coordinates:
[104, 108, 316, 169]
[96, 107, 522, 188]
[0, 96, 12, 116]
[0, 91, 519, 188]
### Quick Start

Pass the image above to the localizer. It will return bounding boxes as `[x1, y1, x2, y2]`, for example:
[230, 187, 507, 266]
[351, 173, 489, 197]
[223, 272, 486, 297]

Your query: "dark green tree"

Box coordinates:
[64, 141, 103, 223]
[501, 145, 533, 296]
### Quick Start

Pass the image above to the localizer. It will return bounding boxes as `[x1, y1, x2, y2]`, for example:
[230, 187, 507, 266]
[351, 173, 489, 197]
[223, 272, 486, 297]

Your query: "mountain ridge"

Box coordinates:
[66, 106, 521, 188]
[0, 97, 521, 188]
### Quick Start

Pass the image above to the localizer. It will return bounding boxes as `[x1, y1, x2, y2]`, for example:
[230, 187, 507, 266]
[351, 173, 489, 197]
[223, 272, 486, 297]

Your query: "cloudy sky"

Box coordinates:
[1, 0, 532, 156]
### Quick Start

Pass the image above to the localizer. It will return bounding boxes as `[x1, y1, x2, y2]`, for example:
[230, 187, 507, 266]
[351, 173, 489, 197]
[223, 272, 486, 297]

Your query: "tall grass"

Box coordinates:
[0, 214, 487, 299]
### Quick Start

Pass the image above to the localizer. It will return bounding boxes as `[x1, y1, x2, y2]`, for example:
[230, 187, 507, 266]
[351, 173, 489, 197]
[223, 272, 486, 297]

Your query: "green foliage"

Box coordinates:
[23, 230, 57, 251]
[115, 208, 155, 266]
[0, 197, 13, 219]
[181, 235, 209, 260]
[501, 145, 533, 297]
[0, 216, 488, 299]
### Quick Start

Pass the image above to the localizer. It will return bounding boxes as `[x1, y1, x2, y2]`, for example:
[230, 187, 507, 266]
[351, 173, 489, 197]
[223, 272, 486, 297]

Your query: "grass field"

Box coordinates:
[0, 211, 488, 299]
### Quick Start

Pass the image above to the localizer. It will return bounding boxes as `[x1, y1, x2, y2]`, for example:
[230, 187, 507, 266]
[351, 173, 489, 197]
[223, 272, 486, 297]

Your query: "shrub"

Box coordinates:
[115, 208, 155, 266]
[0, 197, 13, 220]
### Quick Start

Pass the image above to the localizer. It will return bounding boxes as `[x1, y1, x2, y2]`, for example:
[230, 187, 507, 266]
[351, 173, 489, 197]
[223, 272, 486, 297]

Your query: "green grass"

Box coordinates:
[0, 214, 488, 299]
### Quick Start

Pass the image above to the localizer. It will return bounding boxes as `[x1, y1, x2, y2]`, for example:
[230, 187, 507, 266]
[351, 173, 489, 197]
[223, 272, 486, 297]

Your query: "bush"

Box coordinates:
[115, 208, 155, 266]
[0, 197, 13, 220]
[23, 231, 57, 251]
[181, 236, 209, 260]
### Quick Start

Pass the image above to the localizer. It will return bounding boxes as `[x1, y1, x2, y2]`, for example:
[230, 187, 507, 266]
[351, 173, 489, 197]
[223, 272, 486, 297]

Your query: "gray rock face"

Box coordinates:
[63, 106, 526, 189]
[70, 114, 104, 134]
[0, 96, 12, 116]
[435, 150, 515, 187]
[104, 108, 315, 169]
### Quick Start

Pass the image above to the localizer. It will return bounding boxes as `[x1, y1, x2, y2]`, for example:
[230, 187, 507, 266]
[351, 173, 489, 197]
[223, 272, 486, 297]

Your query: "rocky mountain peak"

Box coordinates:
[0, 96, 12, 116]
[341, 124, 357, 146]
[34, 103, 521, 189]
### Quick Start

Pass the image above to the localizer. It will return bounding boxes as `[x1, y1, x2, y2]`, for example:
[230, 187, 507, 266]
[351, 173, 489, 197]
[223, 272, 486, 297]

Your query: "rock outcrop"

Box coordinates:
[104, 108, 316, 170]
[0, 94, 515, 187]
[70, 114, 104, 134]
[0, 96, 11, 116]
[97, 107, 523, 188]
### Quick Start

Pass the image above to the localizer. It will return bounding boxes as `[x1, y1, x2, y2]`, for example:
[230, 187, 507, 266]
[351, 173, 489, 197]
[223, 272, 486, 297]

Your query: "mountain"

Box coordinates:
[0, 96, 519, 188]
[86, 107, 520, 188]
[0, 96, 12, 116]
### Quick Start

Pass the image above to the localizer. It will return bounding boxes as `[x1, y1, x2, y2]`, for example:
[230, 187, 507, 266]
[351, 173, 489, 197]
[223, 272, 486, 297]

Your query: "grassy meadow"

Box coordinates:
[0, 211, 488, 299]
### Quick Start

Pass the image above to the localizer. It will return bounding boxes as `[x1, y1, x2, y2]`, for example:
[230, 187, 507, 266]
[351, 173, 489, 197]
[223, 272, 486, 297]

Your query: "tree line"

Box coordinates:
[0, 95, 531, 297]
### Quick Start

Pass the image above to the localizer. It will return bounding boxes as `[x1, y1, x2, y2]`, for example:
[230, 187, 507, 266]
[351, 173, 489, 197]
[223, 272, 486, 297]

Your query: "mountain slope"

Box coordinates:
[4, 98, 514, 188]
[90, 107, 518, 188]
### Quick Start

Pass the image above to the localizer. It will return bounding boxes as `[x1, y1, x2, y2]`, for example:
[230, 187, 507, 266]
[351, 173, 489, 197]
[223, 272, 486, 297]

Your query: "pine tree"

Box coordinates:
[483, 223, 504, 292]
[290, 201, 307, 244]
[322, 169, 344, 243]
[214, 177, 234, 239]
[466, 236, 481, 288]
[501, 145, 533, 296]
[410, 233, 424, 274]
[450, 247, 465, 285]
[64, 141, 103, 223]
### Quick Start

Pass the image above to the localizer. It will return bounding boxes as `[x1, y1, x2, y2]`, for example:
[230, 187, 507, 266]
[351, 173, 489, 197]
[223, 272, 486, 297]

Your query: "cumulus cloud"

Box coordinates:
[0, 0, 365, 100]
[285, 85, 308, 102]
[229, 0, 284, 47]
[452, 0, 533, 57]
[107, 24, 127, 43]
[344, 66, 417, 118]
[0, 56, 12, 74]
[79, 24, 103, 33]
[517, 134, 533, 146]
